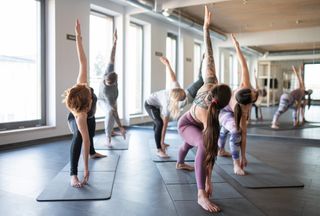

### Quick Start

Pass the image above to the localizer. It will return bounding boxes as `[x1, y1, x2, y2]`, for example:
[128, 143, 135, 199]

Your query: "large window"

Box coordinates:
[0, 0, 45, 130]
[230, 55, 239, 90]
[166, 33, 178, 89]
[128, 22, 144, 115]
[193, 42, 202, 81]
[304, 63, 320, 100]
[89, 11, 114, 118]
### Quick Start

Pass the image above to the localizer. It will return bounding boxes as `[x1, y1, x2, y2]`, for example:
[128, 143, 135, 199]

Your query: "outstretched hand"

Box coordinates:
[240, 157, 247, 169]
[159, 56, 169, 65]
[75, 19, 81, 36]
[203, 5, 212, 29]
[82, 170, 89, 185]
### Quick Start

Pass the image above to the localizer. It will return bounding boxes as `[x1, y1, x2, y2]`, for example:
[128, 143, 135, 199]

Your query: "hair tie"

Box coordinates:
[211, 98, 218, 105]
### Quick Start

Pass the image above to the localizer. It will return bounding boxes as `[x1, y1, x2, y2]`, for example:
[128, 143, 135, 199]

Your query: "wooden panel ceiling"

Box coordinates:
[178, 0, 320, 33]
[250, 42, 320, 53]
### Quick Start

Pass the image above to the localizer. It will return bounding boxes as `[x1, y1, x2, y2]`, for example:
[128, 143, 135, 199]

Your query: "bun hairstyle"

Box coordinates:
[169, 88, 186, 119]
[203, 84, 232, 170]
[63, 83, 92, 114]
[234, 88, 253, 130]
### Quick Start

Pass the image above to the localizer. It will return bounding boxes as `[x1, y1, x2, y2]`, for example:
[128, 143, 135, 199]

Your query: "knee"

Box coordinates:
[229, 132, 241, 144]
[154, 119, 163, 128]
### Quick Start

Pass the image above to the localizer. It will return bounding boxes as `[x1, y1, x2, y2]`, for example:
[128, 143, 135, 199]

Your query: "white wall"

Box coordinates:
[0, 0, 205, 145]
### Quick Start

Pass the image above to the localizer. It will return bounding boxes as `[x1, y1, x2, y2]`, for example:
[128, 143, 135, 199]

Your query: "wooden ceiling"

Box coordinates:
[178, 0, 320, 33]
[249, 42, 320, 53]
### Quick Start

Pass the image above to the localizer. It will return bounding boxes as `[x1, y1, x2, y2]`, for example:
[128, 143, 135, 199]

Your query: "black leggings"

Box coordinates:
[144, 102, 163, 149]
[68, 117, 96, 176]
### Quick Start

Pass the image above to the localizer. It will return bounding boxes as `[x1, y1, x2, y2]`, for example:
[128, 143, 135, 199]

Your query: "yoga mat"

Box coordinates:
[156, 162, 224, 184]
[37, 171, 115, 201]
[249, 122, 320, 131]
[94, 134, 130, 150]
[62, 154, 120, 172]
[174, 198, 265, 216]
[167, 182, 242, 201]
[217, 155, 304, 188]
[132, 121, 178, 131]
[149, 139, 196, 162]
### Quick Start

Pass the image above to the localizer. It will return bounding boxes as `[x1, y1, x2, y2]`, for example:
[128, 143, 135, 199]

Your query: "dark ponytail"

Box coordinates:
[203, 84, 232, 170]
[234, 103, 242, 131]
[204, 102, 220, 170]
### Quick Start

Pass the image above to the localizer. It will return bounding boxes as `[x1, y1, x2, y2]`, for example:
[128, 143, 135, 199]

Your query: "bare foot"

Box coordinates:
[233, 160, 245, 175]
[271, 124, 279, 129]
[90, 152, 107, 159]
[176, 163, 194, 171]
[197, 190, 221, 213]
[156, 149, 169, 158]
[71, 175, 82, 188]
[218, 149, 231, 157]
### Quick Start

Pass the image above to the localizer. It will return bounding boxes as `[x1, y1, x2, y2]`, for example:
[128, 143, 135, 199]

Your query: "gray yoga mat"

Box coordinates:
[149, 139, 195, 162]
[217, 155, 304, 188]
[37, 171, 116, 201]
[250, 122, 320, 131]
[156, 162, 224, 184]
[167, 182, 242, 201]
[174, 198, 265, 216]
[62, 154, 120, 172]
[94, 134, 130, 150]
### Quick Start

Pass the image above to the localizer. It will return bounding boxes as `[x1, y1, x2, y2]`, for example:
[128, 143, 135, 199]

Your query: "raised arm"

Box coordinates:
[231, 34, 251, 88]
[75, 113, 90, 184]
[109, 30, 117, 64]
[159, 56, 177, 83]
[292, 65, 305, 90]
[75, 19, 88, 84]
[203, 6, 217, 80]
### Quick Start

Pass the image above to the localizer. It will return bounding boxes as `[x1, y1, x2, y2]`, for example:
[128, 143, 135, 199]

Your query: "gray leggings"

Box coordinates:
[99, 100, 115, 138]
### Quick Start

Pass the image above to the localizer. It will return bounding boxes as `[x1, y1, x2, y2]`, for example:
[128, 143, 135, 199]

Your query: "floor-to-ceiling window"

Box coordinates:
[304, 63, 320, 100]
[0, 0, 45, 130]
[166, 33, 178, 89]
[89, 11, 114, 118]
[128, 22, 144, 115]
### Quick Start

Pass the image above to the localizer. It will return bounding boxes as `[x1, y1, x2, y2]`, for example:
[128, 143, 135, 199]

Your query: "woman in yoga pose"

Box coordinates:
[217, 34, 259, 176]
[271, 65, 306, 129]
[99, 30, 126, 145]
[144, 56, 186, 158]
[63, 20, 105, 188]
[176, 6, 231, 212]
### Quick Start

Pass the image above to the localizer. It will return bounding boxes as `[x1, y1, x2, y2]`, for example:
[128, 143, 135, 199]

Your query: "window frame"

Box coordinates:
[166, 32, 178, 89]
[0, 0, 46, 131]
[129, 21, 144, 116]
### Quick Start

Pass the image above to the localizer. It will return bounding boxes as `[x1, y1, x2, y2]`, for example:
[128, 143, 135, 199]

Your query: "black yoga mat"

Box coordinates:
[149, 139, 195, 162]
[94, 134, 130, 150]
[156, 162, 224, 185]
[36, 171, 116, 201]
[217, 154, 304, 188]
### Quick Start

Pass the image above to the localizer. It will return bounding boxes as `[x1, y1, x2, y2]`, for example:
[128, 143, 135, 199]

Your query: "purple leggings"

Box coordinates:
[178, 112, 206, 189]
